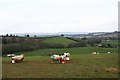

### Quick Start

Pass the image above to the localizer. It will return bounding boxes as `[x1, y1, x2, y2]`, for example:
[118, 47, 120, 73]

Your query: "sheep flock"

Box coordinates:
[6, 51, 111, 64]
[91, 51, 111, 55]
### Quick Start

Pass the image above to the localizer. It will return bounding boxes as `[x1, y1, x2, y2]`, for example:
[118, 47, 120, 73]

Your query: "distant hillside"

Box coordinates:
[43, 37, 77, 46]
[97, 31, 119, 38]
[68, 31, 119, 38]
[1, 31, 119, 39]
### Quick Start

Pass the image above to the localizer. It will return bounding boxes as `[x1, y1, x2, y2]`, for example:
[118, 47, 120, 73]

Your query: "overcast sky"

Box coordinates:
[0, 0, 119, 34]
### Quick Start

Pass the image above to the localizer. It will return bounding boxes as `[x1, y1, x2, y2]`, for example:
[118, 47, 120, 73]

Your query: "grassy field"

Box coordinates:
[2, 47, 119, 78]
[43, 37, 76, 46]
[101, 40, 118, 46]
[20, 47, 118, 56]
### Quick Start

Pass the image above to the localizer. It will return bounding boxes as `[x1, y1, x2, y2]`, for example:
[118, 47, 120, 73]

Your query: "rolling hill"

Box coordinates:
[43, 37, 77, 46]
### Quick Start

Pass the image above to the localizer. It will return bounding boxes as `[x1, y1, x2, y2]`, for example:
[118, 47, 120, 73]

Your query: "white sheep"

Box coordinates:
[63, 53, 70, 57]
[65, 57, 70, 60]
[97, 52, 100, 54]
[7, 54, 15, 57]
[92, 52, 97, 55]
[11, 54, 24, 63]
[107, 51, 110, 54]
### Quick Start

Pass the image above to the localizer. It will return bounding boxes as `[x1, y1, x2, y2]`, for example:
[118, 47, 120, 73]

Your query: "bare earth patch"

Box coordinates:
[105, 67, 118, 73]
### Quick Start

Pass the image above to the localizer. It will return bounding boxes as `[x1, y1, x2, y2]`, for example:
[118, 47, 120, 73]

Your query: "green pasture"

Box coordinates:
[19, 47, 118, 56]
[2, 47, 119, 78]
[2, 35, 119, 78]
[101, 40, 118, 46]
[2, 53, 118, 78]
[43, 37, 76, 46]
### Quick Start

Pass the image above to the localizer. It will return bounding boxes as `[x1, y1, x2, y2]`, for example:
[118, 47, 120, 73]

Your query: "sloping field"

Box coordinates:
[43, 37, 76, 46]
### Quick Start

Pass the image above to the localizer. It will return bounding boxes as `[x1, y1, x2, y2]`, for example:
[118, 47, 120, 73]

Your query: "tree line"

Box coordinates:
[2, 36, 119, 56]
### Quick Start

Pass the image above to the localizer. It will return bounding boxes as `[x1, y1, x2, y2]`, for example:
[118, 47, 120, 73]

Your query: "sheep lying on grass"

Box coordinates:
[92, 52, 100, 55]
[92, 51, 111, 55]
[92, 52, 97, 55]
[107, 51, 110, 54]
[7, 54, 15, 57]
[11, 54, 24, 63]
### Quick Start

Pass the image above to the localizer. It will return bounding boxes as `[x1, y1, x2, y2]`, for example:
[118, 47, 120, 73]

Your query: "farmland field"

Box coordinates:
[101, 40, 118, 47]
[2, 47, 119, 78]
[101, 40, 118, 45]
[43, 37, 76, 46]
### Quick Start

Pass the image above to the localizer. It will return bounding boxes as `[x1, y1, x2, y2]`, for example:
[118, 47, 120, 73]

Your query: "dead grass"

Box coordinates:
[105, 67, 118, 73]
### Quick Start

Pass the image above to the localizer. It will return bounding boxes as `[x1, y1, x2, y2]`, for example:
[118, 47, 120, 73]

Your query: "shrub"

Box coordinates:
[68, 41, 87, 48]
[2, 42, 65, 55]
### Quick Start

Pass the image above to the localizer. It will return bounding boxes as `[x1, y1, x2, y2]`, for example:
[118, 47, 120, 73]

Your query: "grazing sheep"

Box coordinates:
[92, 52, 97, 55]
[92, 52, 100, 55]
[60, 53, 70, 63]
[11, 54, 24, 63]
[49, 52, 70, 64]
[107, 51, 110, 54]
[49, 53, 62, 64]
[97, 52, 100, 54]
[7, 54, 15, 57]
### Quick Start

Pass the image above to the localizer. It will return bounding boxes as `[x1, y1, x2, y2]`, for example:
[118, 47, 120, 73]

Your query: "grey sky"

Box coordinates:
[0, 0, 119, 34]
